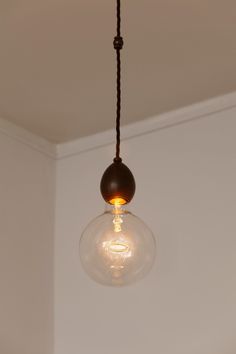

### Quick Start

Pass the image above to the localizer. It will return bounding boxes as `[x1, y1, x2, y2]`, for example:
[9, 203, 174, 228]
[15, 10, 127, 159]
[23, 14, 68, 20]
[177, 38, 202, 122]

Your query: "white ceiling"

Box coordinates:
[0, 0, 236, 143]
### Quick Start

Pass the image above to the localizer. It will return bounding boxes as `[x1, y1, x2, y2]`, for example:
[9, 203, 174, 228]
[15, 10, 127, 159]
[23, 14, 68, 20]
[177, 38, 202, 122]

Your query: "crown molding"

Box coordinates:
[56, 91, 236, 159]
[1, 92, 236, 160]
[0, 117, 56, 158]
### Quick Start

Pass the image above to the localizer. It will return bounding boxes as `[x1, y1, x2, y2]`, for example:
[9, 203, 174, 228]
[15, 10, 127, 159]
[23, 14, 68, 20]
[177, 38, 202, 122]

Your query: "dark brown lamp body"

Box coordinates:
[100, 158, 136, 205]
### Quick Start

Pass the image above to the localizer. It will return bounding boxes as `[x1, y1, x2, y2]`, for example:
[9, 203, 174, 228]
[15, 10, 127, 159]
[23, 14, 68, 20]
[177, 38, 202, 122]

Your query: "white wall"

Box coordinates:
[0, 133, 55, 354]
[1, 98, 236, 354]
[55, 111, 236, 354]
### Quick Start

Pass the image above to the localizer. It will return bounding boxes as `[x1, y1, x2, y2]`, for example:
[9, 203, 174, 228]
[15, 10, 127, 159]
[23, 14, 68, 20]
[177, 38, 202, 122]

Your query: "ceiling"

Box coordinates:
[0, 0, 236, 143]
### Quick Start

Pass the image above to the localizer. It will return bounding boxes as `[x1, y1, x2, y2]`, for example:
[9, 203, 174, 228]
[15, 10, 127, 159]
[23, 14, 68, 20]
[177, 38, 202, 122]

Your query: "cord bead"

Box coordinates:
[113, 36, 124, 50]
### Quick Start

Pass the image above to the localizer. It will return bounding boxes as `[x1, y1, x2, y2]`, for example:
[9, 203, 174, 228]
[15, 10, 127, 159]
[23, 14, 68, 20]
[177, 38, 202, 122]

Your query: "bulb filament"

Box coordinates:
[113, 215, 123, 232]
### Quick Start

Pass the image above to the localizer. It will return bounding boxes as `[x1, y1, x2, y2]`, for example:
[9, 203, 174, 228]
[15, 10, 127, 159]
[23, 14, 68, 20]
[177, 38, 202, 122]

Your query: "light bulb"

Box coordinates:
[80, 203, 156, 287]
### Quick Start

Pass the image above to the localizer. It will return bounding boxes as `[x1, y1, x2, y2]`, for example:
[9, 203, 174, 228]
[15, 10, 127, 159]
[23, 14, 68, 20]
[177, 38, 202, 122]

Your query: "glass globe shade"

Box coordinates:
[80, 204, 156, 287]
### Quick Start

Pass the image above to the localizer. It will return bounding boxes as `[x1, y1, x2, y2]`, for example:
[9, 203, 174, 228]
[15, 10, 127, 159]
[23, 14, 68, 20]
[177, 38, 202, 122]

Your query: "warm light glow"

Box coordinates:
[101, 236, 133, 272]
[109, 197, 127, 205]
[113, 216, 122, 232]
[80, 204, 156, 286]
[99, 205, 133, 274]
[103, 240, 130, 254]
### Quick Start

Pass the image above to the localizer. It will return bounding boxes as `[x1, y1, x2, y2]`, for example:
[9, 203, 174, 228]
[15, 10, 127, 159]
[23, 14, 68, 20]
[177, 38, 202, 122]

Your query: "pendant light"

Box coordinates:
[79, 0, 156, 287]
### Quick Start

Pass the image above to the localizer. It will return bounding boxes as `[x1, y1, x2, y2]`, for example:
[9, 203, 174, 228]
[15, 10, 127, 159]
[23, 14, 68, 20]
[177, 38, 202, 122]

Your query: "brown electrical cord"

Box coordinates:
[100, 0, 136, 204]
[113, 0, 123, 162]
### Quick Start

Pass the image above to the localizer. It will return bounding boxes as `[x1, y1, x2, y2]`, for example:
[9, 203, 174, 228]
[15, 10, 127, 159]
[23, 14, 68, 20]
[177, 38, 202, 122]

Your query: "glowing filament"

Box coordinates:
[109, 241, 129, 253]
[102, 240, 131, 256]
[113, 215, 123, 232]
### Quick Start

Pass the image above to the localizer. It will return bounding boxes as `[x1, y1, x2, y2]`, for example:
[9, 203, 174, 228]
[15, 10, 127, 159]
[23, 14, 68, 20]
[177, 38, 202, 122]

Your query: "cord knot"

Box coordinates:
[113, 36, 124, 50]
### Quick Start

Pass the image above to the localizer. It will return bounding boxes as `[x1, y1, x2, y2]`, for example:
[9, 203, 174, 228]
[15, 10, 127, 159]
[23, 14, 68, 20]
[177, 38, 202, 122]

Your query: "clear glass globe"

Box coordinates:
[80, 204, 156, 287]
